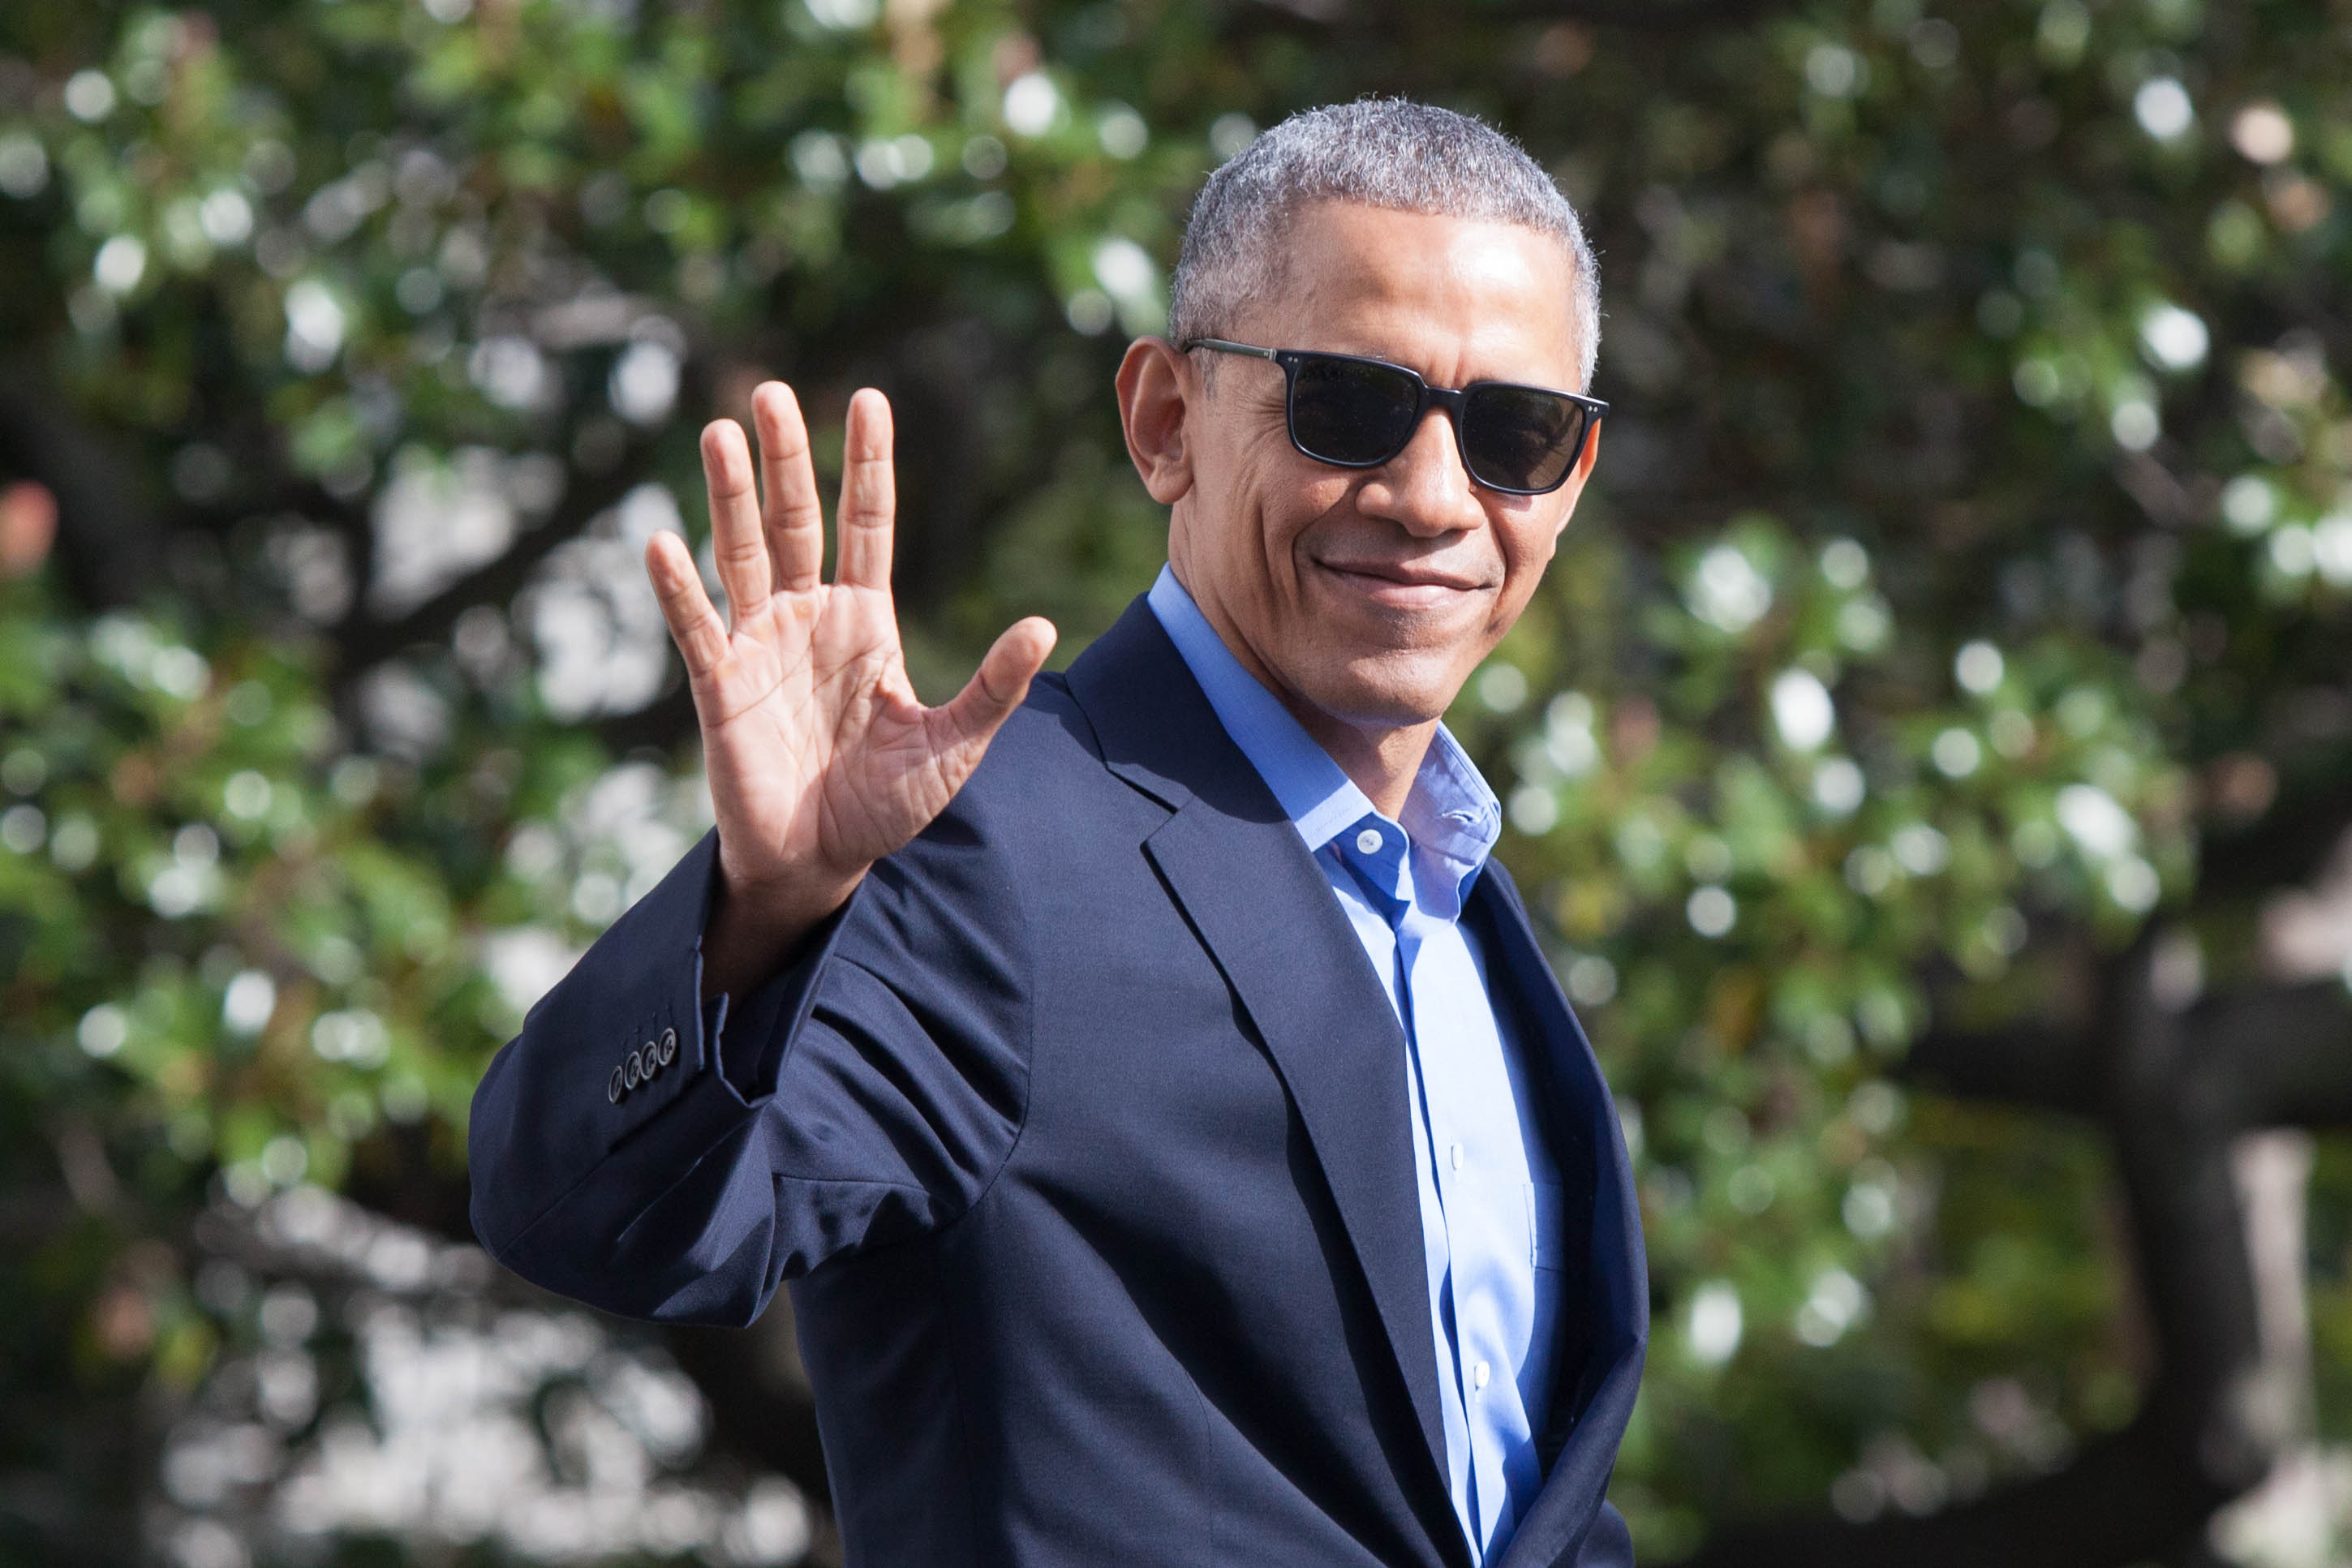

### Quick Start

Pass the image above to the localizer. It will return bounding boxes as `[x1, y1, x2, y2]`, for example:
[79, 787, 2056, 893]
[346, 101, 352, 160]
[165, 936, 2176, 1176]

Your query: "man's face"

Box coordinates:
[1159, 200, 1597, 733]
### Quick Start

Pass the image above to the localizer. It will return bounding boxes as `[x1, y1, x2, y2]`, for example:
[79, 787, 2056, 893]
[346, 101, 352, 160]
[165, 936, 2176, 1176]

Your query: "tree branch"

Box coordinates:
[331, 454, 655, 676]
[1246, 0, 1795, 27]
[1691, 940, 2341, 1566]
[1903, 977, 2352, 1131]
[2196, 759, 2352, 903]
[591, 680, 699, 758]
[0, 372, 165, 612]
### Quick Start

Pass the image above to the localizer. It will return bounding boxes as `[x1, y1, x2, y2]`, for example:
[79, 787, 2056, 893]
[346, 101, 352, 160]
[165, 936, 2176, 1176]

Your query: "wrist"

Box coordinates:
[701, 861, 864, 1001]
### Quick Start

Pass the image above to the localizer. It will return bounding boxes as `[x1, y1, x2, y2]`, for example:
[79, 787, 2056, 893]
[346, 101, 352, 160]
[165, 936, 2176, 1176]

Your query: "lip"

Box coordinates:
[1310, 559, 1490, 608]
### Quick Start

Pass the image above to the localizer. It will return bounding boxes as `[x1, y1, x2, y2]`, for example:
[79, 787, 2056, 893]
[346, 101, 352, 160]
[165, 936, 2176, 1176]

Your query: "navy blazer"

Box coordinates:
[469, 595, 1648, 1566]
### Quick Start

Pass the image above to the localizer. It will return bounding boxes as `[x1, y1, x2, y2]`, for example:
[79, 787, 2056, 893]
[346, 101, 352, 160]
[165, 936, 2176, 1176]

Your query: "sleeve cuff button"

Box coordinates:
[658, 1027, 677, 1066]
[607, 1065, 626, 1103]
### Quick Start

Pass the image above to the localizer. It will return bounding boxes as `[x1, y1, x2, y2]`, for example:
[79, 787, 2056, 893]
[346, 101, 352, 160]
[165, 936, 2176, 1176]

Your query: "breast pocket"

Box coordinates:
[1527, 1180, 1566, 1273]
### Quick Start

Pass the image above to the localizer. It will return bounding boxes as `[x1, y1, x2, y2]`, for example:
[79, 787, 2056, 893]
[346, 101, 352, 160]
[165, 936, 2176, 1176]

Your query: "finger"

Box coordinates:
[700, 418, 771, 626]
[645, 531, 732, 685]
[752, 381, 823, 594]
[933, 616, 1057, 754]
[834, 387, 896, 590]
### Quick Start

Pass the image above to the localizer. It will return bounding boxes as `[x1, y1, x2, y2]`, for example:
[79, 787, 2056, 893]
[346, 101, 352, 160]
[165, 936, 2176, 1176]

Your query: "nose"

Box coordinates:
[1359, 405, 1486, 538]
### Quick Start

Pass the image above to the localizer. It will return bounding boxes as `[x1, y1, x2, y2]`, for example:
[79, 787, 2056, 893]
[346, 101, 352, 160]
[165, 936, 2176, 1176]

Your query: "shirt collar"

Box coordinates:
[1145, 564, 1502, 901]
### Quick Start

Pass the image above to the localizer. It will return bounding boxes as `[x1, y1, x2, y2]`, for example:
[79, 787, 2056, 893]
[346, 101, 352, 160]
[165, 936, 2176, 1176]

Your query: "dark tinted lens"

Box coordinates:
[1288, 355, 1423, 466]
[1462, 384, 1588, 492]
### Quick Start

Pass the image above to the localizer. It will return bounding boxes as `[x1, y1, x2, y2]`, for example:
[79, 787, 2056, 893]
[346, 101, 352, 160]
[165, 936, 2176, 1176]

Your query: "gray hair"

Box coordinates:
[1167, 98, 1601, 390]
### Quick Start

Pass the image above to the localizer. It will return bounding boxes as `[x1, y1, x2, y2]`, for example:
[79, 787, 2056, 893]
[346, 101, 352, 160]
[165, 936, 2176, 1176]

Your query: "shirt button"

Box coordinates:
[1473, 1360, 1490, 1391]
[1450, 1142, 1463, 1171]
[1356, 827, 1383, 855]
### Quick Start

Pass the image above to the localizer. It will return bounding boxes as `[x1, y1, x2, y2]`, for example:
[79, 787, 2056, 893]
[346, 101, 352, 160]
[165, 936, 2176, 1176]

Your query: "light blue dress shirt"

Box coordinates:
[1147, 565, 1564, 1562]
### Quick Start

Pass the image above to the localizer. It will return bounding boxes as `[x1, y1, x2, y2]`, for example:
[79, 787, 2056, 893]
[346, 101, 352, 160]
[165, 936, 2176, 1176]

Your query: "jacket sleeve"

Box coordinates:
[465, 776, 1033, 1325]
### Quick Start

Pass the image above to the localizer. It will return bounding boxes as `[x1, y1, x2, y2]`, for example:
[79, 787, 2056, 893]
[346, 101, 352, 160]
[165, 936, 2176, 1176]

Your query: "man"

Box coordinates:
[469, 99, 1645, 1566]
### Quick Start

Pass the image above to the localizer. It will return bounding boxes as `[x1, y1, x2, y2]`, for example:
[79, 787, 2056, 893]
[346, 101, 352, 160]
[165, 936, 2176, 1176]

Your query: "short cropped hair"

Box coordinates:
[1167, 98, 1601, 390]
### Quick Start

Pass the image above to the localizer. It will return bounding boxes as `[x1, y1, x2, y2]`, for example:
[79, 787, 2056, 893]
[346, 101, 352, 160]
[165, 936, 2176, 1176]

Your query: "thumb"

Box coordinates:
[933, 616, 1057, 758]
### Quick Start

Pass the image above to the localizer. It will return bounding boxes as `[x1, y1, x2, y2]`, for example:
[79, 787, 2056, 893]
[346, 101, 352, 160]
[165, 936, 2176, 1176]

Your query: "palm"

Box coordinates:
[701, 582, 952, 880]
[647, 384, 1053, 921]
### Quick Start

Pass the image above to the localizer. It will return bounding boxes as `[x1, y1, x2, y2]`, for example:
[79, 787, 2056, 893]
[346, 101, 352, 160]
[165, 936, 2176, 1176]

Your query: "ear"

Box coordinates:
[1116, 337, 1196, 506]
[1549, 420, 1603, 543]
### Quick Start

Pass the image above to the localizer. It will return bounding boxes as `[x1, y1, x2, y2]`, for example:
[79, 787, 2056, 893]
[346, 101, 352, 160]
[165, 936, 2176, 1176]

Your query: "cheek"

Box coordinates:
[1238, 454, 1344, 586]
[1499, 498, 1570, 566]
[1490, 511, 1564, 605]
[1189, 431, 1280, 550]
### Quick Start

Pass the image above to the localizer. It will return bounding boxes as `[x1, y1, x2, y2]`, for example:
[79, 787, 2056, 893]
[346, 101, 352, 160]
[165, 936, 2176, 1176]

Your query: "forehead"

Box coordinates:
[1246, 201, 1584, 389]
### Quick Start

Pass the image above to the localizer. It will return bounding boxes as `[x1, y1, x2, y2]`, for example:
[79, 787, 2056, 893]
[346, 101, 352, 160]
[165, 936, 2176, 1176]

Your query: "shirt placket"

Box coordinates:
[1404, 909, 1529, 1553]
[1341, 820, 1492, 1557]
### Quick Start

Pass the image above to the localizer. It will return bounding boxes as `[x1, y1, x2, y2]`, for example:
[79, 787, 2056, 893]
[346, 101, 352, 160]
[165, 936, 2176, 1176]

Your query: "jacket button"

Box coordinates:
[658, 1027, 677, 1066]
[624, 1052, 643, 1090]
[608, 1065, 626, 1104]
[639, 1042, 660, 1081]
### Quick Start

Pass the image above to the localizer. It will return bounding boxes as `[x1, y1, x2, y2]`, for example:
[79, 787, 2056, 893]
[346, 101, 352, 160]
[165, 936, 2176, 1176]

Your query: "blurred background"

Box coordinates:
[3, 0, 2351, 1564]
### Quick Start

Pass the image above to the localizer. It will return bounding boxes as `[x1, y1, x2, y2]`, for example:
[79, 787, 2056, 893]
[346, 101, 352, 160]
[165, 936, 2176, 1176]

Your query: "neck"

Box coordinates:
[1172, 560, 1436, 821]
[1279, 698, 1436, 822]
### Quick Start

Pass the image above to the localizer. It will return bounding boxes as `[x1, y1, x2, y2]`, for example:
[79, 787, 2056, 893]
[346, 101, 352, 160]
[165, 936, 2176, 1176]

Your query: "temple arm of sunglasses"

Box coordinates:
[1180, 338, 1280, 362]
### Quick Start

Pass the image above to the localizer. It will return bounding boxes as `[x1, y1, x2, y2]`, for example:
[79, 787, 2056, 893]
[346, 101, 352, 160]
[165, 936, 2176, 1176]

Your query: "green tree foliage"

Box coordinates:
[4, 0, 2352, 1562]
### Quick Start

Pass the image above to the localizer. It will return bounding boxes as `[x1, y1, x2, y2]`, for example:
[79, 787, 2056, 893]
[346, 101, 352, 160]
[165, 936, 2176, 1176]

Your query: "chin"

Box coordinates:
[1300, 649, 1470, 728]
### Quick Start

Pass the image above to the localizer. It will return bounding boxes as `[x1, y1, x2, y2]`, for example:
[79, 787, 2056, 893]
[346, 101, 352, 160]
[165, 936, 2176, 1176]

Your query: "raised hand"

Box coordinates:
[646, 382, 1056, 999]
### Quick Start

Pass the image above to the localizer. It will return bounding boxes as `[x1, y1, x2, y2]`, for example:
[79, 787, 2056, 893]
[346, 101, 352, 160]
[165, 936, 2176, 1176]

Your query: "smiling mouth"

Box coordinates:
[1312, 559, 1491, 603]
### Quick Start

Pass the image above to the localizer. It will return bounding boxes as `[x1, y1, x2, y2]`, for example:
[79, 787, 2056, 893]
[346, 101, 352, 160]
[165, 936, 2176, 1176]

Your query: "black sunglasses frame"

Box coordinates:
[1180, 337, 1606, 496]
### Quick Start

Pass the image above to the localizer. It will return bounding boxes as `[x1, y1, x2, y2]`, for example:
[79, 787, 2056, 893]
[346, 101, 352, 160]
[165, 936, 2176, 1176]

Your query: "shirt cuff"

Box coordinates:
[699, 896, 854, 1099]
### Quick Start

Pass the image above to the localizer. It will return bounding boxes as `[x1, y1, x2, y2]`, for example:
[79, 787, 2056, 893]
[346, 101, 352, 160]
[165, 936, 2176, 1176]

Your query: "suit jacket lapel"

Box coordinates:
[1065, 599, 1459, 1524]
[1471, 864, 1650, 1568]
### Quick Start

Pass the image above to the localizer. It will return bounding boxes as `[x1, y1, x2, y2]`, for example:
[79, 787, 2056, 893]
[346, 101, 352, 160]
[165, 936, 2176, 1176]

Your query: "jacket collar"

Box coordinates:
[1064, 595, 1649, 1566]
[1472, 862, 1651, 1568]
[1142, 565, 1503, 917]
[1066, 595, 1463, 1551]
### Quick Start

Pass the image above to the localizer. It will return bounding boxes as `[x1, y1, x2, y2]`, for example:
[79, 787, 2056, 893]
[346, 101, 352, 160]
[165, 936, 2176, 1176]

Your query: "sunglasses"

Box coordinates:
[1181, 338, 1606, 496]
